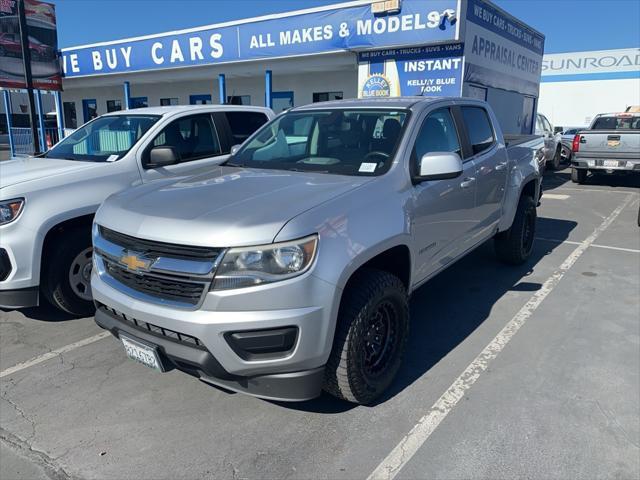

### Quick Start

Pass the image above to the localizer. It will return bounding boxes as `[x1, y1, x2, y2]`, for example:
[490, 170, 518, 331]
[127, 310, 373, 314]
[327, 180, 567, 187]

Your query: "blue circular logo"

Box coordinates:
[362, 74, 391, 98]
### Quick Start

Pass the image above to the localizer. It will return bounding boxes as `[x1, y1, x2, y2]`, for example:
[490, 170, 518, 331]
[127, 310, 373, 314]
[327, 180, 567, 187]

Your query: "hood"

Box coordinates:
[97, 167, 372, 247]
[0, 156, 102, 189]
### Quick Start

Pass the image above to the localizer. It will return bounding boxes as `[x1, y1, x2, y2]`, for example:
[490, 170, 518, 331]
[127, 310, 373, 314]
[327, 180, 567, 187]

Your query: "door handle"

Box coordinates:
[460, 177, 476, 188]
[495, 162, 508, 171]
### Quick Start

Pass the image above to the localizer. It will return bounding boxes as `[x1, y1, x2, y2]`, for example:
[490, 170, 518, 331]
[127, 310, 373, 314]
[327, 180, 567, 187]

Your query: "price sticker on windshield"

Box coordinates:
[106, 155, 119, 162]
[359, 162, 377, 173]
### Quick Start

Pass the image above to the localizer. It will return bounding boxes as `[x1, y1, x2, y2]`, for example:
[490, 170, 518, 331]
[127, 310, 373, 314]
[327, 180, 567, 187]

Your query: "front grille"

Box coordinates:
[99, 226, 221, 260]
[104, 259, 205, 305]
[97, 302, 205, 349]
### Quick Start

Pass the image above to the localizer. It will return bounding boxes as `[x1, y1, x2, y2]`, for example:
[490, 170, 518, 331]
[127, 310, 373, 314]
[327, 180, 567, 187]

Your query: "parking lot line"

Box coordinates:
[551, 187, 633, 194]
[367, 193, 634, 480]
[536, 237, 640, 254]
[0, 331, 111, 379]
[541, 193, 570, 200]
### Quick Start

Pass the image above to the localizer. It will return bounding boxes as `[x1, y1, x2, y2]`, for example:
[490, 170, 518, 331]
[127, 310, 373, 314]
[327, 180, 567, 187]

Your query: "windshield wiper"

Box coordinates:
[224, 161, 244, 167]
[287, 167, 329, 173]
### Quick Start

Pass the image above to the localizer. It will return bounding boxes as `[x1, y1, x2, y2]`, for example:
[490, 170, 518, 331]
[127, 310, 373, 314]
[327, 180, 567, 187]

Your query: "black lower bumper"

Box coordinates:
[94, 306, 324, 402]
[0, 287, 39, 309]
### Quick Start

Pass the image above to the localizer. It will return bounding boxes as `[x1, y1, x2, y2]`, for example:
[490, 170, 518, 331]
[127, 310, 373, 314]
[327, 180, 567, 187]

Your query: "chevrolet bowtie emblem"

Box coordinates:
[607, 139, 620, 147]
[119, 251, 154, 272]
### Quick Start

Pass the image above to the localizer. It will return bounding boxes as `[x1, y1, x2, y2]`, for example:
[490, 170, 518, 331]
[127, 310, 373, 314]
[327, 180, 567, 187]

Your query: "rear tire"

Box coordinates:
[571, 167, 587, 184]
[41, 228, 95, 317]
[324, 268, 409, 405]
[549, 147, 562, 170]
[494, 195, 537, 265]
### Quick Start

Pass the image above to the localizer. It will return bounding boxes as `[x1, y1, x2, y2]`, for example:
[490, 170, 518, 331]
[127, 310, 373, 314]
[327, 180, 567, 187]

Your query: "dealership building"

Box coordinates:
[1, 0, 639, 149]
[29, 0, 549, 139]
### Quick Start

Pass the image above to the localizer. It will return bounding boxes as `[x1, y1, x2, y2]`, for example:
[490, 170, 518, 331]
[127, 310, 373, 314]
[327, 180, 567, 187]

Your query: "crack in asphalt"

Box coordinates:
[1, 395, 37, 441]
[0, 429, 76, 480]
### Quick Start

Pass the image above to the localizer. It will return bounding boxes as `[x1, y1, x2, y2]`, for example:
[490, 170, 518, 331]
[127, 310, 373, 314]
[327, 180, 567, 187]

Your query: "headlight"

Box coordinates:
[212, 235, 318, 290]
[0, 198, 24, 226]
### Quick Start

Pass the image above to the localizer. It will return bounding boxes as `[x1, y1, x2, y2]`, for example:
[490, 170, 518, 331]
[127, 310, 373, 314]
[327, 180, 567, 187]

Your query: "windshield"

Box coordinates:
[591, 115, 640, 131]
[230, 109, 408, 176]
[46, 114, 160, 161]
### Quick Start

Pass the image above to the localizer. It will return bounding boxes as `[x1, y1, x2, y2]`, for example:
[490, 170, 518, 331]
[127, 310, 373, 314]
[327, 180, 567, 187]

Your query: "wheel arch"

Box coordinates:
[37, 211, 96, 281]
[497, 175, 540, 233]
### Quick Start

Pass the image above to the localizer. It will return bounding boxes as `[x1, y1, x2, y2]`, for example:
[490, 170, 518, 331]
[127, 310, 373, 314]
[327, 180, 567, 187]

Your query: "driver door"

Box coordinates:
[411, 108, 478, 284]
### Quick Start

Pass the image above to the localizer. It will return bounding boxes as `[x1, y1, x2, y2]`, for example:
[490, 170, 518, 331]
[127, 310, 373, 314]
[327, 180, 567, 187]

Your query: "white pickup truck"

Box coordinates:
[0, 105, 274, 315]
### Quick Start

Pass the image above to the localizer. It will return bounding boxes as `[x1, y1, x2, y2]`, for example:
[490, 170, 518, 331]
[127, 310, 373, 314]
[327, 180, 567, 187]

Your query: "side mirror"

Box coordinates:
[554, 126, 563, 134]
[148, 146, 179, 168]
[230, 144, 241, 155]
[415, 152, 463, 181]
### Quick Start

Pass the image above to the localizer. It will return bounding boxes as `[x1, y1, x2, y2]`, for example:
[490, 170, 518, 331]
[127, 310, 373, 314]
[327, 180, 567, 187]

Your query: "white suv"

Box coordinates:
[0, 105, 274, 315]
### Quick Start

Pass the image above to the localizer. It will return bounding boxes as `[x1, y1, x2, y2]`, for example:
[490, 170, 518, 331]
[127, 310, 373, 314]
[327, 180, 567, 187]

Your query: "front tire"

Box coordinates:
[494, 195, 537, 265]
[571, 167, 587, 184]
[324, 269, 409, 405]
[41, 229, 95, 317]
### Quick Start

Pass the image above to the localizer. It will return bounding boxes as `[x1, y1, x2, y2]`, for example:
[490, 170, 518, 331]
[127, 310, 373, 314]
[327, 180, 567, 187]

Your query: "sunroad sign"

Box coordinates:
[61, 0, 459, 77]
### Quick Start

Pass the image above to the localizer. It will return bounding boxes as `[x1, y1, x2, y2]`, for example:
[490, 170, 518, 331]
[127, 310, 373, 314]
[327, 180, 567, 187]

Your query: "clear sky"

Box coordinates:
[51, 0, 640, 53]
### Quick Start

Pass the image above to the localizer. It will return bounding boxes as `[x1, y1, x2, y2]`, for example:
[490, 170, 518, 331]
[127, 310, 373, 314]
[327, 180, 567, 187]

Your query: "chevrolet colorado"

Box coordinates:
[570, 112, 640, 183]
[92, 97, 543, 404]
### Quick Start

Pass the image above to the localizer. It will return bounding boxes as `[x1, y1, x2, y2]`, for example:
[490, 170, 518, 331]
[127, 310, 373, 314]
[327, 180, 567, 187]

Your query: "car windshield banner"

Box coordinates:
[61, 0, 459, 78]
[0, 0, 62, 90]
[357, 43, 464, 98]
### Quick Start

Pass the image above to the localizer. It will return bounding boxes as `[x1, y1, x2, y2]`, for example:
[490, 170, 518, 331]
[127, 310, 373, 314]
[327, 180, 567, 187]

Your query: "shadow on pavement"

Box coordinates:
[1, 302, 87, 322]
[283, 216, 577, 413]
[543, 169, 640, 191]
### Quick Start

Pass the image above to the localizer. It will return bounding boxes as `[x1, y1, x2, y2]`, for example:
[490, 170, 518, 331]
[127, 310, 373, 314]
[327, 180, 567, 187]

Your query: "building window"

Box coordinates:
[63, 102, 77, 129]
[160, 97, 179, 106]
[130, 97, 148, 109]
[189, 94, 212, 105]
[313, 91, 343, 103]
[227, 95, 251, 105]
[106, 100, 122, 112]
[82, 99, 97, 123]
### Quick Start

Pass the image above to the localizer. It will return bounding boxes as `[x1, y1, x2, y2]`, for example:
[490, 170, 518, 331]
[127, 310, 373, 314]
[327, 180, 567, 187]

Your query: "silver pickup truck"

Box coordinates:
[0, 105, 273, 315]
[91, 97, 544, 404]
[571, 112, 640, 183]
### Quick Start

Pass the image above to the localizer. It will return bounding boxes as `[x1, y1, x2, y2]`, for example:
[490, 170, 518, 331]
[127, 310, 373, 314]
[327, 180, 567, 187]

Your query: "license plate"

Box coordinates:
[121, 335, 163, 371]
[603, 160, 620, 167]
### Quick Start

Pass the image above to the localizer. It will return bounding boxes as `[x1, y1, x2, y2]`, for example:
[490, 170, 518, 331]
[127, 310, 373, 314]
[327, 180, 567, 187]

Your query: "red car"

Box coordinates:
[0, 33, 53, 61]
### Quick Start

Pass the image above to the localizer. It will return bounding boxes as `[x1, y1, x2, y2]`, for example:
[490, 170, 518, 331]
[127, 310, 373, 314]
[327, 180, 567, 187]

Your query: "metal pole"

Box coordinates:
[3, 90, 15, 158]
[265, 70, 272, 109]
[218, 74, 226, 104]
[124, 81, 131, 109]
[35, 90, 47, 151]
[54, 90, 65, 139]
[17, 0, 41, 154]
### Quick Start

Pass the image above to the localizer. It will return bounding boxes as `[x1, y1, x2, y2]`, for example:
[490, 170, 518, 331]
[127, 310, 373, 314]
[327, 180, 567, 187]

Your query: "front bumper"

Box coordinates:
[91, 263, 340, 401]
[0, 222, 41, 307]
[0, 286, 39, 309]
[94, 305, 325, 401]
[572, 158, 640, 172]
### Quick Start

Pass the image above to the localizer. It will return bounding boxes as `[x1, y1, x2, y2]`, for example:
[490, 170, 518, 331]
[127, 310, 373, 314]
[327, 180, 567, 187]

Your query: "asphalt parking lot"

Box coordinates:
[1, 167, 639, 480]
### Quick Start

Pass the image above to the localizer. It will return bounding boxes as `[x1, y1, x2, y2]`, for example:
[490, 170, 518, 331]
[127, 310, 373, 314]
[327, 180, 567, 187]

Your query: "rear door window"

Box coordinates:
[225, 111, 269, 145]
[461, 107, 495, 155]
[149, 113, 221, 164]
